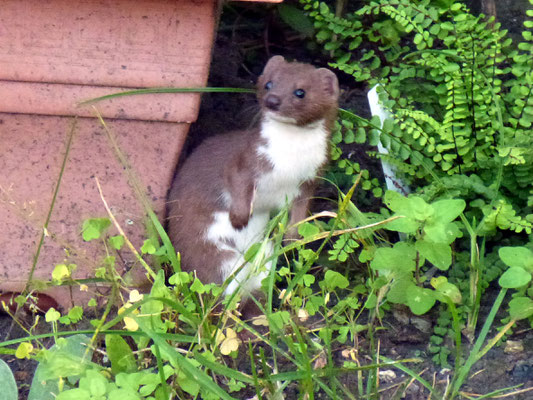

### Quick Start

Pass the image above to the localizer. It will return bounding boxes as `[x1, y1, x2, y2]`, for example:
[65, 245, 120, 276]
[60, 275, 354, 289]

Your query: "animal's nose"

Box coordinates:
[265, 94, 281, 111]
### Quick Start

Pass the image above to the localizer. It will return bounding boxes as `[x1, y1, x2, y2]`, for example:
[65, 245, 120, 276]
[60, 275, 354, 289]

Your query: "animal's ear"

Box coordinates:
[262, 55, 286, 75]
[316, 68, 339, 98]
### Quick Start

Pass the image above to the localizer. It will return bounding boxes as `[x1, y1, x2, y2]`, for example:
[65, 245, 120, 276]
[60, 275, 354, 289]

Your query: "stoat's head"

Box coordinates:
[256, 56, 339, 127]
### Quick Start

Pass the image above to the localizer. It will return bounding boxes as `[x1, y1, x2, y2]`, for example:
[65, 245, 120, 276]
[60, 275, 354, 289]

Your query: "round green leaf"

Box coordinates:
[355, 128, 366, 143]
[298, 222, 320, 238]
[406, 285, 436, 315]
[415, 240, 451, 270]
[141, 239, 157, 255]
[509, 297, 533, 320]
[169, 271, 191, 285]
[190, 278, 206, 293]
[431, 199, 466, 223]
[499, 247, 533, 272]
[45, 308, 61, 323]
[81, 218, 111, 241]
[52, 264, 69, 282]
[387, 276, 414, 304]
[434, 281, 462, 304]
[423, 221, 461, 244]
[371, 242, 416, 273]
[106, 334, 137, 375]
[15, 342, 33, 359]
[109, 235, 125, 250]
[322, 270, 349, 291]
[384, 216, 419, 233]
[269, 311, 291, 332]
[303, 274, 315, 287]
[498, 267, 532, 288]
[83, 370, 107, 397]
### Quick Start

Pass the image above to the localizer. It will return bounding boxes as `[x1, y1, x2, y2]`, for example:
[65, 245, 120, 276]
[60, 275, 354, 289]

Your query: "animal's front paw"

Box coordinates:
[229, 210, 249, 230]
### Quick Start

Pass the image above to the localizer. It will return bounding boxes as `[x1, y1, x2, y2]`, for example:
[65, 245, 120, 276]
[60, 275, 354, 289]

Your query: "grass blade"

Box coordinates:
[136, 319, 236, 400]
[80, 87, 254, 105]
[25, 119, 77, 291]
[193, 350, 254, 384]
[379, 356, 435, 395]
[450, 288, 508, 398]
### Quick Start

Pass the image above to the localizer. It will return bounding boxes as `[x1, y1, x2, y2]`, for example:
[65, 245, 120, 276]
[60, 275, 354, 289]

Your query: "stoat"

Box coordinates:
[167, 56, 339, 312]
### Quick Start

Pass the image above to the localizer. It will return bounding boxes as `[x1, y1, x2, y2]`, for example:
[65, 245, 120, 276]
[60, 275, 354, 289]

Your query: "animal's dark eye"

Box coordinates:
[294, 89, 306, 98]
[264, 81, 273, 90]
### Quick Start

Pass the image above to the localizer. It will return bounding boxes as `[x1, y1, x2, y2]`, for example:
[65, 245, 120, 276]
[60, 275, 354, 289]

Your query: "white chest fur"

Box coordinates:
[254, 115, 328, 211]
[204, 116, 329, 295]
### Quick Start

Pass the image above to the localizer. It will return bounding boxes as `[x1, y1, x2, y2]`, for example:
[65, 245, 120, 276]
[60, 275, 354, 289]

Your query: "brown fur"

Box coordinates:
[256, 56, 339, 127]
[166, 129, 268, 285]
[166, 56, 339, 294]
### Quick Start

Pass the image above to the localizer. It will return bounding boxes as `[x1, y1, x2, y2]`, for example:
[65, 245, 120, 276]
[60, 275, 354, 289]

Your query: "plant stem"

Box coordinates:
[414, 251, 421, 285]
[446, 300, 462, 376]
[94, 177, 156, 280]
[85, 282, 118, 360]
[25, 119, 77, 293]
[466, 232, 481, 338]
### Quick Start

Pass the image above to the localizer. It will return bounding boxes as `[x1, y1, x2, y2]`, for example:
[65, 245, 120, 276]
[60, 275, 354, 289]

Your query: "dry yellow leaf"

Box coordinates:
[251, 315, 269, 326]
[123, 316, 139, 331]
[298, 308, 309, 322]
[215, 329, 225, 346]
[313, 351, 327, 369]
[220, 328, 241, 355]
[129, 290, 144, 302]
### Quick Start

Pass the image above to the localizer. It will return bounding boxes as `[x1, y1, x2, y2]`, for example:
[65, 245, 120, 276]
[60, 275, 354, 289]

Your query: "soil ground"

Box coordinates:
[1, 1, 532, 399]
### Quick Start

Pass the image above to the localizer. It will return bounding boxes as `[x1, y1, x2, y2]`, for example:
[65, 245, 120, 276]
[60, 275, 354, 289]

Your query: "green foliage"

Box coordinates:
[109, 235, 125, 250]
[55, 369, 164, 400]
[0, 359, 18, 400]
[328, 114, 384, 200]
[304, 0, 533, 231]
[498, 246, 533, 325]
[429, 308, 453, 366]
[320, 270, 349, 291]
[28, 335, 93, 400]
[82, 218, 111, 241]
[277, 3, 315, 36]
[59, 306, 84, 325]
[106, 335, 137, 375]
[2, 189, 521, 399]
[3, 2, 532, 397]
[508, 297, 533, 320]
[52, 263, 77, 284]
[303, 0, 533, 367]
[3, 208, 392, 399]
[367, 191, 464, 315]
